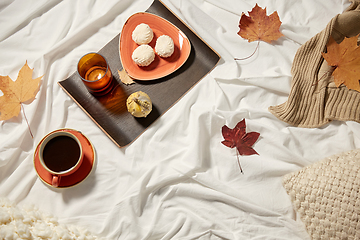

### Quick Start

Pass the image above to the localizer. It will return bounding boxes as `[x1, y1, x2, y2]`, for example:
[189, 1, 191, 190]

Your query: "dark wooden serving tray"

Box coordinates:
[58, 0, 220, 147]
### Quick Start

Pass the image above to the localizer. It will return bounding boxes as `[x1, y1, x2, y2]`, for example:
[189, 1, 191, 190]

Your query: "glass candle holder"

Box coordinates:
[77, 52, 113, 96]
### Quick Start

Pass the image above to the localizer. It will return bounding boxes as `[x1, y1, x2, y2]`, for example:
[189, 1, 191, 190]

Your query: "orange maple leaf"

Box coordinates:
[238, 4, 283, 43]
[0, 61, 42, 121]
[322, 34, 360, 92]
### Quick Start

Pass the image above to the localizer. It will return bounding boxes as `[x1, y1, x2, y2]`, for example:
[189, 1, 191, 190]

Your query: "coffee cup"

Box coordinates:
[38, 131, 83, 187]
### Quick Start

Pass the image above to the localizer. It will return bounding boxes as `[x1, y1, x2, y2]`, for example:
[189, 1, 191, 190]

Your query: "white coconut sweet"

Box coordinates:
[155, 35, 174, 58]
[132, 23, 153, 45]
[132, 44, 155, 67]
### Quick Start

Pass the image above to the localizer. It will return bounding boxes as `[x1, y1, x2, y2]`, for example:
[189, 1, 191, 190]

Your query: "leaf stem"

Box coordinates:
[312, 66, 336, 86]
[21, 103, 33, 138]
[236, 150, 244, 174]
[234, 41, 260, 61]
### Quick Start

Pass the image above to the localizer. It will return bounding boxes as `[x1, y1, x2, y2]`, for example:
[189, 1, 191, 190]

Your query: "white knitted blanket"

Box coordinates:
[283, 149, 360, 240]
[0, 198, 105, 240]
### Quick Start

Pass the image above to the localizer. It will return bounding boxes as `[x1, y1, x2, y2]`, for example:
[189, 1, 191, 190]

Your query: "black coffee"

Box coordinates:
[43, 135, 81, 172]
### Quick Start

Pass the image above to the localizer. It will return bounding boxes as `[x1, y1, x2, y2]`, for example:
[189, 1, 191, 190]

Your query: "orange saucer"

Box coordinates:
[34, 129, 95, 188]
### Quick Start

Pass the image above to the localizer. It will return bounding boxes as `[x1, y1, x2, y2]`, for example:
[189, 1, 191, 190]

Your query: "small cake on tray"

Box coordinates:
[155, 35, 174, 58]
[132, 44, 155, 66]
[132, 23, 153, 45]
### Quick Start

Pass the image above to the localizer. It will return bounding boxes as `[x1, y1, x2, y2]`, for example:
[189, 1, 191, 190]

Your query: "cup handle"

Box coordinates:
[52, 175, 61, 187]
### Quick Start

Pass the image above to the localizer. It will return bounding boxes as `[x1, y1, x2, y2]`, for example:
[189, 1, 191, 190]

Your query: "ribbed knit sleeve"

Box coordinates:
[269, 0, 360, 128]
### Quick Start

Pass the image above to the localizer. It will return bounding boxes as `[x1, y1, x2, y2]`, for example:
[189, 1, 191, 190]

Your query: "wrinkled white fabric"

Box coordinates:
[0, 0, 358, 239]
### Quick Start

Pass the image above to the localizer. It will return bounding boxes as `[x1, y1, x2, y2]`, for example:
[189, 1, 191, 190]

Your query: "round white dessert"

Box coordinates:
[155, 35, 174, 58]
[132, 44, 155, 67]
[132, 23, 154, 45]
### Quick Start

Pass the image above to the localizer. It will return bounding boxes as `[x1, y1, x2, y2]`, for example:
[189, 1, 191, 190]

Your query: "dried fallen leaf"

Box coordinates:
[238, 4, 283, 43]
[0, 62, 42, 137]
[322, 34, 360, 92]
[221, 119, 260, 173]
[118, 68, 135, 85]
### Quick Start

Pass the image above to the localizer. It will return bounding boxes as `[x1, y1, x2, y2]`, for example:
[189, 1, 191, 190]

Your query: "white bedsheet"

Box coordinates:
[0, 0, 357, 239]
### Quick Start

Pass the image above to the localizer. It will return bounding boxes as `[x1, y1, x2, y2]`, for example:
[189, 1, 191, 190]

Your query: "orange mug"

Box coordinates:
[38, 131, 83, 187]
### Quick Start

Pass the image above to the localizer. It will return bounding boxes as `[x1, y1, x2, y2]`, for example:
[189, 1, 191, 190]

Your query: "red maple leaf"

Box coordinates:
[221, 119, 260, 173]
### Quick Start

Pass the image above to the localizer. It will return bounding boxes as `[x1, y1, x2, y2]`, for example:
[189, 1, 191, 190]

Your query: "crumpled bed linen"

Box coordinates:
[0, 0, 359, 239]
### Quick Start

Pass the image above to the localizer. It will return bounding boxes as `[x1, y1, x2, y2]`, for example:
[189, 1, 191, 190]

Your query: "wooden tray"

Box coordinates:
[58, 0, 220, 147]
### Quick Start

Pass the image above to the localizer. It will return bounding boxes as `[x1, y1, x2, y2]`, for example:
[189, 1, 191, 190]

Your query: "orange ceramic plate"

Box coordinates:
[120, 12, 191, 80]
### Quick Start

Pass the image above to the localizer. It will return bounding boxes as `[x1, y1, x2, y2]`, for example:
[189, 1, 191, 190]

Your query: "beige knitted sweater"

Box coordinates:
[269, 0, 360, 128]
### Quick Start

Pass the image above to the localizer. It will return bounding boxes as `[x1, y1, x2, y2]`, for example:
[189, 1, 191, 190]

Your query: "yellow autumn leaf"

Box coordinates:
[0, 61, 42, 121]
